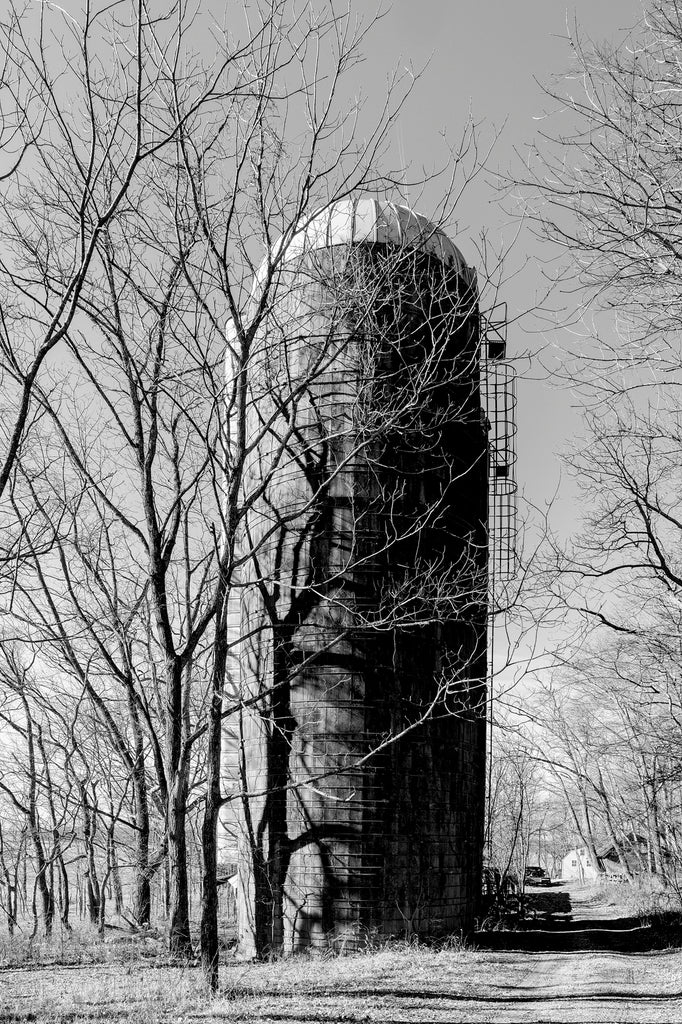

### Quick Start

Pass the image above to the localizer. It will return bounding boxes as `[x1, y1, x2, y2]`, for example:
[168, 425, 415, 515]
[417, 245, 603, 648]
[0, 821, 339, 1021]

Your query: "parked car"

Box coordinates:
[524, 865, 551, 887]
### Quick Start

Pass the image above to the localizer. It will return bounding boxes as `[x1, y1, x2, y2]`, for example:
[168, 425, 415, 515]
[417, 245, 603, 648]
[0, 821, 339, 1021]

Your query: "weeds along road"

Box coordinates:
[1, 883, 681, 1023]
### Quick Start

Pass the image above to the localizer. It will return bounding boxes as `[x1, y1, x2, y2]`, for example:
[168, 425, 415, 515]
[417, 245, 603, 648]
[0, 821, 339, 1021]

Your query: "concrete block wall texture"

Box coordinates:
[229, 197, 488, 957]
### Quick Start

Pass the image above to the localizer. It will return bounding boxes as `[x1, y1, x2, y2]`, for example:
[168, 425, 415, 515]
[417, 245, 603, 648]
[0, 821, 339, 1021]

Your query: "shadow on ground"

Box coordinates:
[476, 885, 679, 953]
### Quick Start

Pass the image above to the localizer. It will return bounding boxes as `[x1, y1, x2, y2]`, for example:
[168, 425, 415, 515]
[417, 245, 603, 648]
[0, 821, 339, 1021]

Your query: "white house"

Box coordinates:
[560, 845, 600, 881]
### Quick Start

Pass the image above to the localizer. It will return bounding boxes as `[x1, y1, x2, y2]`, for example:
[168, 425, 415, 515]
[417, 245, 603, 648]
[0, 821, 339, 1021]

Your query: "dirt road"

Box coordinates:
[465, 880, 682, 1022]
[447, 947, 682, 1023]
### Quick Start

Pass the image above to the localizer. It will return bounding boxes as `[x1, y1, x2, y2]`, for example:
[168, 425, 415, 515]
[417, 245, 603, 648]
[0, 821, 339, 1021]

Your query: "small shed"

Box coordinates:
[596, 835, 651, 877]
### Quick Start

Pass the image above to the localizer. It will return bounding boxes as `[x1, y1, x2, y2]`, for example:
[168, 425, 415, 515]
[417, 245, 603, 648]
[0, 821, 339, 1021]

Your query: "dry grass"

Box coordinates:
[622, 878, 682, 917]
[2, 887, 682, 1024]
[2, 941, 485, 1023]
[0, 919, 166, 970]
[3, 938, 682, 1022]
[565, 877, 682, 919]
[3, 940, 682, 1023]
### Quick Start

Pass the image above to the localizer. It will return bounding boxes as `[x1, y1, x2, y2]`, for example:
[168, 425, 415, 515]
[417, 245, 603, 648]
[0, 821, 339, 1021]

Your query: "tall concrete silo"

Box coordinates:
[233, 195, 488, 957]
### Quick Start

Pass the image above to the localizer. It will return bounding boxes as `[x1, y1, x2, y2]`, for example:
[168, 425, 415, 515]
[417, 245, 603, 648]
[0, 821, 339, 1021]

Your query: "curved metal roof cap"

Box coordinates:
[270, 195, 469, 271]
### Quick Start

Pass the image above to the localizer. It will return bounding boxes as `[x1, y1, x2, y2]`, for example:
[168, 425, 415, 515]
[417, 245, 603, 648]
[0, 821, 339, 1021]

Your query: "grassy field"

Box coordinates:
[2, 939, 682, 1023]
[1, 940, 492, 1023]
[2, 884, 682, 1023]
[1, 936, 681, 1023]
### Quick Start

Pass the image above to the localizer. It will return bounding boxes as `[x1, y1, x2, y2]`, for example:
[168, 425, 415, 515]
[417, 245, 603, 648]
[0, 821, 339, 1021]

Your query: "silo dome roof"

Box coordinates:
[271, 195, 468, 271]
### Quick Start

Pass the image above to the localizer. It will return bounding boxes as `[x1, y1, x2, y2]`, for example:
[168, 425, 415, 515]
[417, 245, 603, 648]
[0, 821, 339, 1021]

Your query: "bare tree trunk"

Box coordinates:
[199, 638, 225, 983]
[200, 781, 220, 987]
[167, 769, 191, 956]
[578, 790, 603, 877]
[241, 628, 297, 959]
[129, 698, 152, 926]
[646, 769, 667, 883]
[0, 825, 16, 936]
[35, 725, 71, 931]
[9, 845, 20, 936]
[19, 839, 27, 919]
[55, 847, 71, 932]
[107, 822, 123, 916]
[200, 585, 229, 990]
[29, 879, 39, 944]
[661, 781, 679, 869]
[22, 700, 54, 936]
[98, 873, 108, 936]
[262, 633, 296, 956]
[80, 785, 101, 925]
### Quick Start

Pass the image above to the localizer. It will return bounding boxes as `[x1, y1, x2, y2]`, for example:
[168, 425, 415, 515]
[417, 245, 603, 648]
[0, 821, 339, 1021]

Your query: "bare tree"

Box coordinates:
[0, 0, 508, 986]
[511, 2, 682, 896]
[2, 452, 167, 929]
[487, 732, 543, 893]
[0, 0, 246, 509]
[526, 633, 682, 889]
[0, 820, 23, 936]
[0, 650, 57, 936]
[522, 0, 682, 392]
